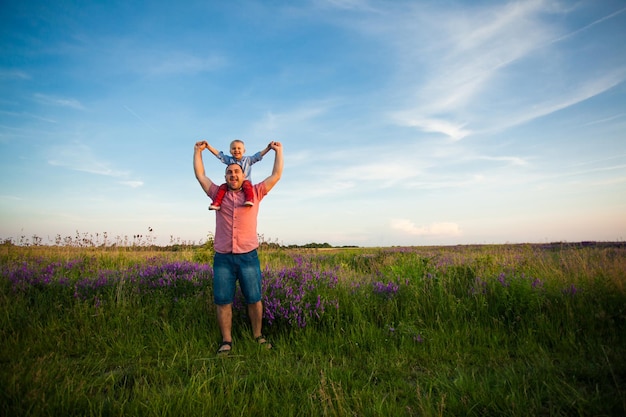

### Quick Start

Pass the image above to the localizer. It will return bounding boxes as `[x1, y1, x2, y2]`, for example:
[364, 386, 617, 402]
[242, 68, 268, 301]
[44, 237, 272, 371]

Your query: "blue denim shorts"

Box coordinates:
[213, 250, 262, 305]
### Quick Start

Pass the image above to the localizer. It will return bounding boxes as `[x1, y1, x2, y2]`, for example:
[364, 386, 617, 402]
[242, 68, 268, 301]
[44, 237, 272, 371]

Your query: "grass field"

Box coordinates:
[1, 242, 625, 416]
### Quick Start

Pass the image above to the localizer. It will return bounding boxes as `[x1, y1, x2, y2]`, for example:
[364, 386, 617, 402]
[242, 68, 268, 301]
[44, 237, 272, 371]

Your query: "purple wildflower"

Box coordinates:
[562, 284, 579, 296]
[372, 281, 399, 298]
[470, 277, 488, 295]
[258, 256, 339, 328]
[497, 272, 510, 288]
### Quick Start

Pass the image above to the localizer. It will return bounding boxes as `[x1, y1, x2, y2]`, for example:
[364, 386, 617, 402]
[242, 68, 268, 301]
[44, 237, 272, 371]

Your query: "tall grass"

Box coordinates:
[1, 243, 625, 416]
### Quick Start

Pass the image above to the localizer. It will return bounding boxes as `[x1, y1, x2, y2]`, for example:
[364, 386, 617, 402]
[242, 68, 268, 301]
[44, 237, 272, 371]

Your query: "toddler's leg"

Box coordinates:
[242, 180, 254, 207]
[209, 184, 228, 210]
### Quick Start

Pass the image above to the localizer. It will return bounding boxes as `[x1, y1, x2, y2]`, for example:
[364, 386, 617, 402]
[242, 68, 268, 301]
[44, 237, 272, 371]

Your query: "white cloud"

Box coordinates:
[476, 155, 529, 166]
[47, 142, 129, 177]
[489, 69, 626, 132]
[391, 219, 462, 237]
[549, 6, 626, 44]
[391, 115, 471, 141]
[375, 0, 626, 144]
[119, 180, 144, 188]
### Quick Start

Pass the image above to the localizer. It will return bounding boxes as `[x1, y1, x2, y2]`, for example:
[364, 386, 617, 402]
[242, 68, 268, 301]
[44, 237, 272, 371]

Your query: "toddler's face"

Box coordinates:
[230, 141, 245, 160]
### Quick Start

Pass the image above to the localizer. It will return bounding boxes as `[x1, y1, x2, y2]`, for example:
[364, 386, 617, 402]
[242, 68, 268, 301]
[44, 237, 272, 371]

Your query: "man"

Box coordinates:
[193, 140, 283, 354]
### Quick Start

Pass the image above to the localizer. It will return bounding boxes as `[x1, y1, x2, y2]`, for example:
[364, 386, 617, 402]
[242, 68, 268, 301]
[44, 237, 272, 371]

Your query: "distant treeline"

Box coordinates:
[284, 242, 359, 249]
[2, 232, 623, 251]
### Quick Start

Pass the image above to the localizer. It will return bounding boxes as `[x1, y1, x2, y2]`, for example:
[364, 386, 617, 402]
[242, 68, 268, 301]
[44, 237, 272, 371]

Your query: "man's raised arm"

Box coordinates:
[263, 141, 283, 192]
[194, 141, 214, 195]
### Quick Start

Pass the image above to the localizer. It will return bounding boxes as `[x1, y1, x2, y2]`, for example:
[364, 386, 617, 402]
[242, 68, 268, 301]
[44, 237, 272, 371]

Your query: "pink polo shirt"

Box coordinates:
[208, 182, 268, 254]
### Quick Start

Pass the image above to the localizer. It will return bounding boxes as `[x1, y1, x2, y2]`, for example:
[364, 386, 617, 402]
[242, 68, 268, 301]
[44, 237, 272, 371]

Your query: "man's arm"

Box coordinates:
[194, 141, 215, 195]
[262, 141, 283, 192]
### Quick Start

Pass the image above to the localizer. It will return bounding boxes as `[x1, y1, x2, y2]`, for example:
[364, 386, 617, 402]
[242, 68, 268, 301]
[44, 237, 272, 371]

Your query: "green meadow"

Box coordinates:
[1, 242, 625, 416]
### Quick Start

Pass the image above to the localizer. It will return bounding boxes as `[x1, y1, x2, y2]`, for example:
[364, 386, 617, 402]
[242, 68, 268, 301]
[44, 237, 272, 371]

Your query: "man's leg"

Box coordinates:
[247, 301, 263, 339]
[213, 252, 235, 353]
[238, 250, 271, 348]
[248, 301, 271, 348]
[216, 303, 233, 347]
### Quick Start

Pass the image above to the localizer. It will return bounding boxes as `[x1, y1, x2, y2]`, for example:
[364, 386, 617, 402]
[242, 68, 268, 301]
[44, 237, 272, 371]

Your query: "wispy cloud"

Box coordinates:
[0, 195, 23, 201]
[391, 115, 471, 141]
[0, 69, 30, 80]
[391, 219, 462, 237]
[64, 35, 228, 78]
[123, 106, 157, 132]
[549, 6, 626, 44]
[318, 0, 381, 13]
[119, 180, 144, 188]
[366, 0, 626, 140]
[547, 163, 626, 181]
[33, 94, 85, 110]
[476, 155, 529, 166]
[145, 52, 226, 76]
[388, 0, 558, 139]
[47, 141, 129, 177]
[0, 110, 58, 124]
[252, 100, 337, 134]
[404, 174, 489, 191]
[580, 112, 626, 127]
[481, 68, 626, 134]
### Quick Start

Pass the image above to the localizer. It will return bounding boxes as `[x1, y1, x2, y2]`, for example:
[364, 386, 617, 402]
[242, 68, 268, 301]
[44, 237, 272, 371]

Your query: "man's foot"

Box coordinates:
[244, 201, 254, 207]
[216, 341, 232, 354]
[255, 335, 272, 349]
[209, 204, 221, 211]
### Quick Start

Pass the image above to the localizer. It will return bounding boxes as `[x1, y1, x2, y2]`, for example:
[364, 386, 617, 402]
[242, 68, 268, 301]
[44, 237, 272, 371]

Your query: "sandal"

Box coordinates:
[216, 341, 232, 354]
[255, 335, 272, 350]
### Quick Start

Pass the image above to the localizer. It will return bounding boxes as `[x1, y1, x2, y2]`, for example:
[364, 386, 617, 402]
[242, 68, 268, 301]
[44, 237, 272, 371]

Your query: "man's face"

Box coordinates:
[225, 164, 244, 190]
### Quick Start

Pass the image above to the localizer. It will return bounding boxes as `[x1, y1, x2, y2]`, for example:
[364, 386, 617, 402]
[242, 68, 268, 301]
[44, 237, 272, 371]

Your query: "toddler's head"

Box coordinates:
[229, 140, 245, 160]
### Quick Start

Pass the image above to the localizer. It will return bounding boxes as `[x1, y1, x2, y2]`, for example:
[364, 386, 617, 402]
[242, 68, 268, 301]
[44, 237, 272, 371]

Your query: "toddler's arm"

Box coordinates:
[202, 142, 220, 157]
[248, 142, 275, 165]
[260, 142, 273, 157]
[203, 142, 235, 164]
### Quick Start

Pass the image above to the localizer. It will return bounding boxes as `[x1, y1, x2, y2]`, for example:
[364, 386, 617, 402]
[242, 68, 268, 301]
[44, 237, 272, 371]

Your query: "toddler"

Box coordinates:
[203, 139, 272, 210]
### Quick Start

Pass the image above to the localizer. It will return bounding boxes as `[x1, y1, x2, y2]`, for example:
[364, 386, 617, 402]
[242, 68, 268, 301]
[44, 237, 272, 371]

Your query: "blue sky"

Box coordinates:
[1, 0, 625, 247]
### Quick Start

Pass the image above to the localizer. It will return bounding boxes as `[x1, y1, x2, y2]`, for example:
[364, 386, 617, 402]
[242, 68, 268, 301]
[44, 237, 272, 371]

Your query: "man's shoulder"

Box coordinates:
[208, 182, 220, 197]
[253, 181, 268, 197]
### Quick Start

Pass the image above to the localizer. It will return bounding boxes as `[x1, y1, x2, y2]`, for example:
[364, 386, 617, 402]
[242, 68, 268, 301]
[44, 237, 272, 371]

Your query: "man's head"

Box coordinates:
[224, 163, 244, 190]
[229, 140, 245, 161]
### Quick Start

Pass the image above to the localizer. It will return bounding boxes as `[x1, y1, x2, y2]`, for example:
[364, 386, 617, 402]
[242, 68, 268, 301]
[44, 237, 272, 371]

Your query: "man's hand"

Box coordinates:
[262, 141, 283, 192]
[195, 140, 209, 151]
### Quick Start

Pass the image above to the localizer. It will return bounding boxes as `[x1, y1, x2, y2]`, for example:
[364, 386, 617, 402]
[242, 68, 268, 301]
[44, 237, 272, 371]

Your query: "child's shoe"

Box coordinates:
[209, 204, 221, 211]
[244, 201, 254, 207]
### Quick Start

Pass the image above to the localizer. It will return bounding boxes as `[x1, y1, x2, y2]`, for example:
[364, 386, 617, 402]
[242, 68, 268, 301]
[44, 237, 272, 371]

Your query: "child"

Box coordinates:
[203, 139, 273, 210]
